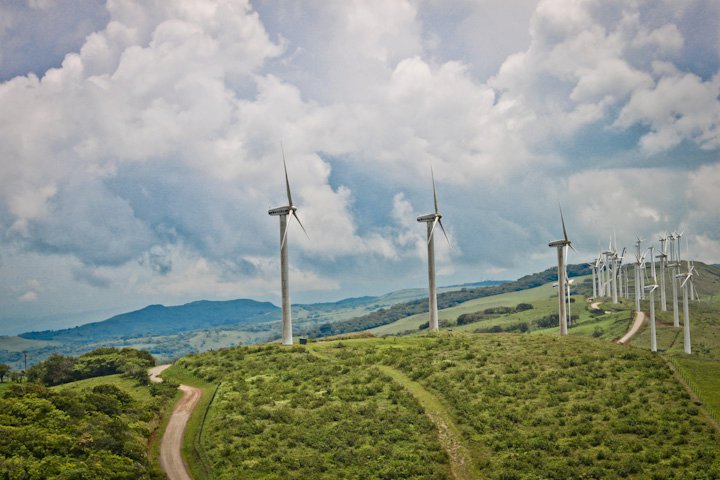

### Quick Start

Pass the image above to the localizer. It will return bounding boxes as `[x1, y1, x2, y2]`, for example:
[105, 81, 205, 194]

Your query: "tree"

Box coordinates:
[0, 363, 9, 382]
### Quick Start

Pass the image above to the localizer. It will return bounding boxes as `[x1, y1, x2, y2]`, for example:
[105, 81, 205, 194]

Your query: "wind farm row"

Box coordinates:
[555, 220, 699, 355]
[269, 148, 701, 355]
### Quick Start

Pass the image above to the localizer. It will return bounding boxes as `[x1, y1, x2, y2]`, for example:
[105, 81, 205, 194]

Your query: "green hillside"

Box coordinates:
[175, 334, 719, 479]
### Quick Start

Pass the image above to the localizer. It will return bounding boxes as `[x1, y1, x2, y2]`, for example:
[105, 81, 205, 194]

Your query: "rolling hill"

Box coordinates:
[170, 333, 720, 479]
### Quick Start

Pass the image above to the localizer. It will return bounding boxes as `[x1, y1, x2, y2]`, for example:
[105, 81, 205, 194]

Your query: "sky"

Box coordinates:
[0, 0, 718, 334]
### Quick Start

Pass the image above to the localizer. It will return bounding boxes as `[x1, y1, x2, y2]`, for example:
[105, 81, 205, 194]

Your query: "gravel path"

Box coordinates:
[149, 364, 203, 480]
[618, 311, 646, 344]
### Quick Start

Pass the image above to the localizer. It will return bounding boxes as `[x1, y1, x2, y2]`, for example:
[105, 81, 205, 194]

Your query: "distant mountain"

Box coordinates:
[20, 299, 279, 343]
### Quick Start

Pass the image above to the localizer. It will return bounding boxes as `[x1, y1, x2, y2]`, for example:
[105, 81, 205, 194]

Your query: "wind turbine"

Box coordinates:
[268, 146, 308, 346]
[647, 245, 659, 352]
[633, 237, 642, 313]
[657, 236, 668, 311]
[589, 259, 598, 299]
[617, 247, 626, 299]
[548, 207, 573, 335]
[677, 268, 694, 354]
[646, 281, 659, 353]
[417, 166, 450, 333]
[668, 233, 680, 327]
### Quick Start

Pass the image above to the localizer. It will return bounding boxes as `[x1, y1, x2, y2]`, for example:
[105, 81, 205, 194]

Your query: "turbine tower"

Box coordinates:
[417, 166, 450, 333]
[657, 236, 668, 311]
[548, 207, 573, 335]
[646, 282, 659, 352]
[677, 269, 694, 354]
[589, 260, 598, 299]
[668, 233, 680, 327]
[268, 146, 308, 346]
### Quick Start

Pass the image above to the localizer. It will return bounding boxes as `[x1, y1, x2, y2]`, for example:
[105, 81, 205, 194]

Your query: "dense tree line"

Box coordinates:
[302, 264, 589, 339]
[0, 348, 173, 479]
[26, 348, 154, 387]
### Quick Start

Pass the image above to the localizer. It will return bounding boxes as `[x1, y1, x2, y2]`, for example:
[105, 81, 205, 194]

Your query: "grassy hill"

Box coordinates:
[174, 334, 719, 479]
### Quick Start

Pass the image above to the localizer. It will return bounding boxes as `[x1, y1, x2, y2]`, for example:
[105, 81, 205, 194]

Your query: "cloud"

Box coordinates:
[72, 267, 111, 288]
[615, 69, 720, 153]
[0, 0, 718, 321]
[19, 291, 38, 303]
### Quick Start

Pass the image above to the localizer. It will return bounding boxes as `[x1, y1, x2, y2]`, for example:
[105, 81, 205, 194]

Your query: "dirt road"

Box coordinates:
[618, 311, 646, 344]
[149, 365, 203, 480]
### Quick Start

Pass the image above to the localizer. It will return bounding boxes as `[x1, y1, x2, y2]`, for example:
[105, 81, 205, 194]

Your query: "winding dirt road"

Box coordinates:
[149, 365, 203, 480]
[618, 311, 646, 344]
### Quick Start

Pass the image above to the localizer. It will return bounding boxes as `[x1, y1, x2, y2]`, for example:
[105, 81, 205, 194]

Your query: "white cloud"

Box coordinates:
[615, 71, 720, 153]
[0, 0, 718, 322]
[19, 291, 39, 302]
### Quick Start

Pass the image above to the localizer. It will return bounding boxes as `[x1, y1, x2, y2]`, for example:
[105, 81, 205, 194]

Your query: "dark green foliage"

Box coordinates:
[0, 364, 9, 382]
[534, 314, 559, 329]
[178, 345, 451, 479]
[175, 334, 720, 479]
[484, 306, 515, 315]
[515, 303, 534, 311]
[26, 348, 154, 387]
[0, 380, 167, 479]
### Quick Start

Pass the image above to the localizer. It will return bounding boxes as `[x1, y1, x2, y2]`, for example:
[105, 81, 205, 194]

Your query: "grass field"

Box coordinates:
[175, 334, 719, 479]
[53, 372, 154, 403]
[371, 282, 560, 335]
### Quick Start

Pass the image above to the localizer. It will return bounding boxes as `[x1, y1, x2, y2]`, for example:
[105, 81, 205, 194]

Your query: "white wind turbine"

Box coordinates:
[633, 237, 642, 313]
[668, 232, 680, 328]
[646, 245, 659, 353]
[589, 259, 598, 299]
[268, 146, 309, 346]
[685, 236, 701, 302]
[617, 247, 626, 299]
[548, 207, 574, 335]
[657, 236, 668, 311]
[417, 166, 450, 333]
[676, 266, 694, 354]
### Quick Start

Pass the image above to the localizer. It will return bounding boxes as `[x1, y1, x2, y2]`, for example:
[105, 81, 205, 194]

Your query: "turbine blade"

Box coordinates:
[559, 205, 569, 243]
[438, 219, 451, 247]
[681, 275, 690, 288]
[292, 210, 309, 239]
[428, 217, 439, 244]
[280, 219, 289, 250]
[431, 165, 439, 214]
[281, 143, 293, 206]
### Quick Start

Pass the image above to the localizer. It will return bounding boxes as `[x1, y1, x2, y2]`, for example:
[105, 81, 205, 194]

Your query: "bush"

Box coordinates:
[516, 303, 534, 311]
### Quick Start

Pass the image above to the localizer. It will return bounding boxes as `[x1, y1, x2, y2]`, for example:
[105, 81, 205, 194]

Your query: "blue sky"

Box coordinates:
[0, 0, 718, 334]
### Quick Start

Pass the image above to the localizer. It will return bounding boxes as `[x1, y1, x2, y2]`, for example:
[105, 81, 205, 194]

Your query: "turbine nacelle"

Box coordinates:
[268, 205, 297, 216]
[417, 213, 440, 223]
[548, 239, 571, 248]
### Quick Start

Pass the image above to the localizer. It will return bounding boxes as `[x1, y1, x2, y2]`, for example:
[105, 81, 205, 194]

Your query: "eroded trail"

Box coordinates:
[149, 365, 203, 480]
[618, 311, 646, 344]
[377, 365, 478, 480]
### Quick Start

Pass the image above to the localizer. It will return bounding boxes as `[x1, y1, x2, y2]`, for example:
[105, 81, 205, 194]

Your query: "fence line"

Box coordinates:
[668, 357, 719, 425]
[193, 382, 222, 479]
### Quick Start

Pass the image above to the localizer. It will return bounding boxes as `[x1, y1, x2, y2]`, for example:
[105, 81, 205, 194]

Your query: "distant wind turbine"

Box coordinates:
[646, 245, 659, 353]
[548, 206, 573, 335]
[677, 268, 694, 354]
[268, 145, 308, 346]
[417, 166, 450, 333]
[668, 233, 680, 327]
[657, 236, 668, 311]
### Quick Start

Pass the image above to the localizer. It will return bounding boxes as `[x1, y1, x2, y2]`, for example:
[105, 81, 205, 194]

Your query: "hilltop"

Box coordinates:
[169, 333, 720, 479]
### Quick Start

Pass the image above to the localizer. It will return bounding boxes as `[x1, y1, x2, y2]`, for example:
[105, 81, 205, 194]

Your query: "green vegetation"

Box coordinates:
[0, 348, 175, 479]
[305, 265, 590, 338]
[26, 347, 154, 386]
[177, 344, 451, 479]
[174, 334, 719, 478]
